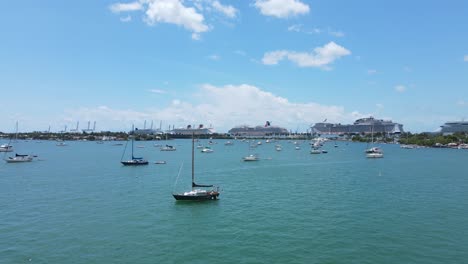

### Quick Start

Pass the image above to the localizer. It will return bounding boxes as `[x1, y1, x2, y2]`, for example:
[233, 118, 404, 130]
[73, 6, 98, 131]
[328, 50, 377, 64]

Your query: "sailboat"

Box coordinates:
[172, 134, 220, 201]
[121, 126, 149, 166]
[243, 141, 259, 161]
[4, 122, 33, 163]
[365, 123, 383, 158]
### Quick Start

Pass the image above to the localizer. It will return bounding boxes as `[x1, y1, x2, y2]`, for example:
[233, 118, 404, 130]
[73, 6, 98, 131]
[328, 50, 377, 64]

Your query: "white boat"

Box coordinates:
[243, 154, 260, 161]
[275, 146, 282, 151]
[5, 154, 33, 163]
[224, 141, 233, 146]
[201, 147, 214, 153]
[0, 144, 13, 152]
[365, 124, 384, 158]
[56, 141, 67, 146]
[366, 152, 384, 158]
[4, 122, 34, 163]
[160, 145, 176, 151]
[310, 148, 321, 154]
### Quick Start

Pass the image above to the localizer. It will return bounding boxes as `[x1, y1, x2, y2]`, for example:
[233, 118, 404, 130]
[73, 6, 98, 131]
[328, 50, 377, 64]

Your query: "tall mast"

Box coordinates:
[192, 132, 195, 189]
[131, 125, 134, 159]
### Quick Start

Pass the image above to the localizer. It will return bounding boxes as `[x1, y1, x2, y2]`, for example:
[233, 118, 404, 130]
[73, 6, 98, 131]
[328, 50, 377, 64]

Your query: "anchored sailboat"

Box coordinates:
[121, 126, 149, 166]
[172, 133, 220, 201]
[4, 122, 33, 163]
[365, 123, 384, 158]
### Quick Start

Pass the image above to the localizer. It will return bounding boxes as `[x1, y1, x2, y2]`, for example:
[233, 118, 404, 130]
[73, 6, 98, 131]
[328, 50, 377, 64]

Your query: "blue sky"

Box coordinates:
[1, 0, 467, 133]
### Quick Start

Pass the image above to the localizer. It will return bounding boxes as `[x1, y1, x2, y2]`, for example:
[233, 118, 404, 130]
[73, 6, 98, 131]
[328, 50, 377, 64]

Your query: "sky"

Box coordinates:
[1, 0, 467, 133]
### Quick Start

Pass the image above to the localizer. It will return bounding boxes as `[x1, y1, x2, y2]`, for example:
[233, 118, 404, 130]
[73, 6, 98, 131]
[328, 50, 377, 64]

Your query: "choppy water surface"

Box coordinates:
[1, 139, 467, 263]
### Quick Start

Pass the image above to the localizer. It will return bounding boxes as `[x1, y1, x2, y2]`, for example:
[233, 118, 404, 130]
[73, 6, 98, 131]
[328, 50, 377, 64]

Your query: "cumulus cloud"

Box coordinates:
[120, 15, 132, 22]
[211, 0, 237, 18]
[255, 0, 310, 18]
[329, 30, 344, 37]
[208, 54, 220, 60]
[144, 0, 209, 35]
[288, 25, 344, 37]
[110, 2, 143, 13]
[110, 0, 210, 39]
[61, 84, 366, 132]
[262, 42, 351, 69]
[464, 55, 468, 62]
[395, 85, 406, 93]
[149, 89, 167, 94]
[367, 69, 377, 75]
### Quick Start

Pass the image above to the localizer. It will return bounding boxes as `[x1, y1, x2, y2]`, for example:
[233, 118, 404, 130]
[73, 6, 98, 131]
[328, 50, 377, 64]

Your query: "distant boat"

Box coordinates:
[366, 147, 384, 158]
[4, 122, 34, 162]
[310, 148, 321, 154]
[0, 144, 13, 152]
[155, 160, 167, 164]
[56, 141, 67, 146]
[201, 147, 214, 153]
[160, 145, 176, 151]
[243, 142, 259, 161]
[5, 153, 33, 163]
[243, 154, 260, 161]
[172, 134, 220, 201]
[121, 126, 149, 166]
[224, 141, 233, 146]
[365, 124, 384, 158]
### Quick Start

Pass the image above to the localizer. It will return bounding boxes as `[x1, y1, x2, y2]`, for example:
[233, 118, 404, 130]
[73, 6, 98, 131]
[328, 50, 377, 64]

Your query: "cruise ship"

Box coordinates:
[440, 121, 468, 135]
[312, 117, 404, 135]
[228, 122, 288, 137]
[171, 124, 215, 135]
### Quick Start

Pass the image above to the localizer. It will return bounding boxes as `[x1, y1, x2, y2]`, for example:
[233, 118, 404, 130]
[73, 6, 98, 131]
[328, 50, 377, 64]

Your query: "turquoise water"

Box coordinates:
[1, 139, 467, 263]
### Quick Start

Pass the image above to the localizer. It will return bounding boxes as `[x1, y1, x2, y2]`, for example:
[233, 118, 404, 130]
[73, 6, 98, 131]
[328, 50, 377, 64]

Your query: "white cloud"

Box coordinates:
[329, 30, 344, 37]
[287, 24, 302, 32]
[144, 0, 209, 34]
[110, 0, 209, 39]
[288, 25, 344, 37]
[255, 0, 310, 18]
[395, 85, 406, 93]
[110, 2, 143, 13]
[62, 84, 365, 132]
[464, 55, 468, 62]
[120, 15, 132, 22]
[457, 100, 466, 106]
[262, 42, 351, 69]
[367, 69, 377, 75]
[208, 54, 220, 60]
[149, 89, 167, 94]
[211, 0, 237, 18]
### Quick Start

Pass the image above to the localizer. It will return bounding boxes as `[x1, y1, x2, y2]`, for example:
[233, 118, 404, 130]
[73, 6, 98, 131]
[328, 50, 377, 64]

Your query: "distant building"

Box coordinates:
[228, 122, 288, 137]
[170, 124, 215, 135]
[440, 121, 468, 135]
[312, 117, 404, 135]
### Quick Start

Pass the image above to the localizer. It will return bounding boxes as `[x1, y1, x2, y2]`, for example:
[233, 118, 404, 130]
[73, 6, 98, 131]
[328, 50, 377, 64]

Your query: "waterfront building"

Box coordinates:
[312, 117, 404, 135]
[228, 122, 289, 137]
[440, 121, 468, 135]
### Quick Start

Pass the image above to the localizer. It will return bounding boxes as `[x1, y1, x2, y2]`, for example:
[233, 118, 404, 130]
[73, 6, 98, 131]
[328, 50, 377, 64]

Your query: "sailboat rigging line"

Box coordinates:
[121, 139, 129, 162]
[173, 162, 184, 192]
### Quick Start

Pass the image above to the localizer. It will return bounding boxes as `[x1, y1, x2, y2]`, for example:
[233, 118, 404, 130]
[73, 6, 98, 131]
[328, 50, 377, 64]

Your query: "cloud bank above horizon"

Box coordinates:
[55, 84, 368, 132]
